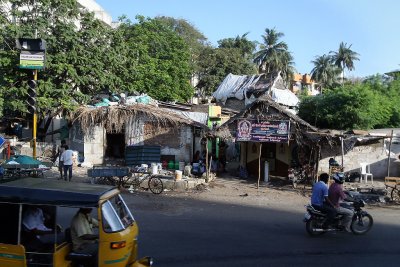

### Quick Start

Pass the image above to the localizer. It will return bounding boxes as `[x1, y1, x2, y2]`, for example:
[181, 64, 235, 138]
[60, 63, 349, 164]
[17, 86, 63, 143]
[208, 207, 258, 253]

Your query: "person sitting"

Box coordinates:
[310, 173, 337, 228]
[193, 150, 201, 163]
[328, 173, 354, 232]
[22, 206, 62, 250]
[70, 208, 99, 267]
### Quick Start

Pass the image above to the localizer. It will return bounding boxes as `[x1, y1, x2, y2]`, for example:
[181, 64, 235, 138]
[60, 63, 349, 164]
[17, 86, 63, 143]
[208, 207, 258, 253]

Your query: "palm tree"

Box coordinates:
[330, 42, 360, 84]
[253, 28, 295, 80]
[310, 54, 340, 89]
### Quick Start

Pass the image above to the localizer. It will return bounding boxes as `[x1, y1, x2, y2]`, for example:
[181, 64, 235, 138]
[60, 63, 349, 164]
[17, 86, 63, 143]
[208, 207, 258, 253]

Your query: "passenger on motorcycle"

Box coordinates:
[328, 172, 354, 232]
[310, 173, 336, 228]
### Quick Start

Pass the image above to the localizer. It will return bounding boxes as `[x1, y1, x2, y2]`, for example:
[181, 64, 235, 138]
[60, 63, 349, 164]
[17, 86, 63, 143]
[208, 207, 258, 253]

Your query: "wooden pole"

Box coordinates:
[387, 130, 394, 177]
[206, 138, 209, 182]
[315, 145, 321, 182]
[340, 133, 344, 169]
[257, 143, 262, 189]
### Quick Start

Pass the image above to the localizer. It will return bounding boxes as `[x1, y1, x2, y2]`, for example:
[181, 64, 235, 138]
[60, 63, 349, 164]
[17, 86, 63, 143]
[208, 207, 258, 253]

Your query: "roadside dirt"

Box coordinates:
[43, 166, 309, 209]
[43, 166, 396, 212]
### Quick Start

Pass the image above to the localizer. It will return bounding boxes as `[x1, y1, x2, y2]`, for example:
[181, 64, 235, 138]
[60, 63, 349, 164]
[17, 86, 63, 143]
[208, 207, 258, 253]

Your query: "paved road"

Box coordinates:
[123, 188, 400, 267]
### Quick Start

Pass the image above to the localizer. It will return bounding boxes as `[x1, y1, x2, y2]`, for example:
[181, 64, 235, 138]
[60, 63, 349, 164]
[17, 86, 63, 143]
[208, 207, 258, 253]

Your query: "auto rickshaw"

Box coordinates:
[0, 178, 153, 267]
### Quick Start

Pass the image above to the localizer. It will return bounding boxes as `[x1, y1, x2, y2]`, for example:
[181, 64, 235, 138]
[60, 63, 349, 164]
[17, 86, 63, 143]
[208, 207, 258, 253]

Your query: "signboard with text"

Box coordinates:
[19, 51, 45, 70]
[236, 120, 290, 143]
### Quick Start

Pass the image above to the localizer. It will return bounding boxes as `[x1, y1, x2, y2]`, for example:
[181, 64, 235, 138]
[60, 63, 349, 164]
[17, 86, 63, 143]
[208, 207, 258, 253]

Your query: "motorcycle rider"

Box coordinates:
[310, 173, 336, 228]
[328, 172, 354, 232]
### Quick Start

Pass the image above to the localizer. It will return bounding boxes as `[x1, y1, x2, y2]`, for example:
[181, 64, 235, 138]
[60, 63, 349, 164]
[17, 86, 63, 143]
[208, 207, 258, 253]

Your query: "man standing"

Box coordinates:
[310, 173, 336, 228]
[329, 172, 354, 232]
[61, 145, 73, 181]
[70, 208, 98, 267]
[55, 140, 66, 180]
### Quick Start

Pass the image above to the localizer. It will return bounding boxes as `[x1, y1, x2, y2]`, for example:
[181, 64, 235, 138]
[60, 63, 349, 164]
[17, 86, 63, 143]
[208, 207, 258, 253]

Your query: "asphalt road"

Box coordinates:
[124, 190, 400, 267]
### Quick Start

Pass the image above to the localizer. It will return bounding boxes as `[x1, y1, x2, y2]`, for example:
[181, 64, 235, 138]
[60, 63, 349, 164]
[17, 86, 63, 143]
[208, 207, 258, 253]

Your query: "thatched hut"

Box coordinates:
[216, 96, 319, 181]
[69, 104, 206, 165]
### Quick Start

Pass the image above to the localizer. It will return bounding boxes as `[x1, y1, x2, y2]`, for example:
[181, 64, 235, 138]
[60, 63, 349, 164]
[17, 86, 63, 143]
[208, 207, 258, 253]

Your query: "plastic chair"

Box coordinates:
[360, 163, 373, 184]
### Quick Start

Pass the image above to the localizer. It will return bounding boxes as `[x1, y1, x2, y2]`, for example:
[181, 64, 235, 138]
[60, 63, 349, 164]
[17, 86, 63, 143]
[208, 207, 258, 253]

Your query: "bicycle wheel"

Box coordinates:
[391, 187, 400, 202]
[148, 176, 163, 194]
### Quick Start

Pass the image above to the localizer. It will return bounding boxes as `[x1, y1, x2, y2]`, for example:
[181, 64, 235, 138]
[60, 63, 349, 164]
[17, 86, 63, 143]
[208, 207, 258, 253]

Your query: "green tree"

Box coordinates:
[0, 0, 120, 128]
[298, 83, 395, 130]
[310, 54, 340, 89]
[330, 42, 360, 84]
[196, 34, 257, 96]
[218, 33, 256, 57]
[119, 16, 194, 101]
[154, 16, 208, 79]
[253, 28, 295, 82]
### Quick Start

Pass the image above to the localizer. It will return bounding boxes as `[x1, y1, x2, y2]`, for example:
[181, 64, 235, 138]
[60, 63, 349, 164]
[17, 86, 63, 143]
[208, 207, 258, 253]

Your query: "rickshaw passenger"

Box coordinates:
[22, 206, 63, 249]
[70, 208, 99, 266]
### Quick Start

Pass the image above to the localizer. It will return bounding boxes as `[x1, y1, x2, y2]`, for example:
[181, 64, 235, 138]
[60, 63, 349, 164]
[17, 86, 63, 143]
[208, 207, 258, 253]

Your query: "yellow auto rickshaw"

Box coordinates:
[0, 178, 153, 267]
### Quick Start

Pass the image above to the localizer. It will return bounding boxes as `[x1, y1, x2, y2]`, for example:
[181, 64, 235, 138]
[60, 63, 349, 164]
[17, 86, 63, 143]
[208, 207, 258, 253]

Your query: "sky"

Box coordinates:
[96, 0, 400, 78]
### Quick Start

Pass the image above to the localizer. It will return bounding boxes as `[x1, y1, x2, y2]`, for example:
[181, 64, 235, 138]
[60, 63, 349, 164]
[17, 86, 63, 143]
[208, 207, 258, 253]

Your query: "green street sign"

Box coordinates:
[19, 51, 45, 70]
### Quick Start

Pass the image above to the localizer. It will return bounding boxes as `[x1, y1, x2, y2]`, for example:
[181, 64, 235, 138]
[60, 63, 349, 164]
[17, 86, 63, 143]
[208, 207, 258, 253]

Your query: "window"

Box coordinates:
[101, 194, 134, 233]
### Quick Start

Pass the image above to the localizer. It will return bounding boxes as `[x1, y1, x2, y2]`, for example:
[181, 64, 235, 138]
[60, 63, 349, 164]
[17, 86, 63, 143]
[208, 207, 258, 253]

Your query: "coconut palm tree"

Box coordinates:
[310, 54, 340, 89]
[253, 28, 295, 81]
[330, 42, 360, 84]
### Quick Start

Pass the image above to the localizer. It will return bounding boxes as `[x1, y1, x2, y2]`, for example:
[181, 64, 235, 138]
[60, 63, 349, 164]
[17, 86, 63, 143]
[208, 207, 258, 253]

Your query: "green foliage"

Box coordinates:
[0, 0, 115, 119]
[310, 54, 340, 89]
[298, 80, 400, 130]
[196, 35, 257, 95]
[118, 16, 194, 102]
[154, 16, 209, 82]
[253, 28, 295, 82]
[0, 2, 196, 124]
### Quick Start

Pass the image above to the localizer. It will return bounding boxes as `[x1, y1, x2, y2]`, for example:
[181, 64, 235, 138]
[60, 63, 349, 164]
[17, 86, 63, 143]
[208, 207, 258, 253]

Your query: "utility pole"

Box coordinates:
[32, 69, 38, 158]
[16, 37, 46, 159]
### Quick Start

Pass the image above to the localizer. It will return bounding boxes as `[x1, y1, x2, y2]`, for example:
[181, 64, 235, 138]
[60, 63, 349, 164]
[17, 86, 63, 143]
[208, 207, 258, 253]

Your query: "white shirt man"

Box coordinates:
[60, 145, 74, 181]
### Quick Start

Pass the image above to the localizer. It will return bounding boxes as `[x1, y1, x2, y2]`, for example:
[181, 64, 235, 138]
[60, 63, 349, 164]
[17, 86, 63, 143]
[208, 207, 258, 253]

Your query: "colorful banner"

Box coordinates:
[236, 120, 290, 143]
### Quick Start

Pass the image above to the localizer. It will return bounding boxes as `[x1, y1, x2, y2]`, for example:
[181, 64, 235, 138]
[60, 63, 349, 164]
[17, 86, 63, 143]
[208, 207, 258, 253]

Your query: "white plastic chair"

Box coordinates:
[360, 162, 373, 184]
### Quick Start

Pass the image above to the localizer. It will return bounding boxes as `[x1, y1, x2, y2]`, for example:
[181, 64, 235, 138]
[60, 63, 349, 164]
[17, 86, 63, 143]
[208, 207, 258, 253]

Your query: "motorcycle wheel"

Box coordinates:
[306, 218, 325, 236]
[391, 187, 400, 202]
[351, 213, 373, 235]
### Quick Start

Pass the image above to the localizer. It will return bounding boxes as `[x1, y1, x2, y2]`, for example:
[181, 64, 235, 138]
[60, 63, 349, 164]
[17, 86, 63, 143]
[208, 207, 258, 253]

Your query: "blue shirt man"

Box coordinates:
[310, 173, 336, 227]
[311, 180, 329, 207]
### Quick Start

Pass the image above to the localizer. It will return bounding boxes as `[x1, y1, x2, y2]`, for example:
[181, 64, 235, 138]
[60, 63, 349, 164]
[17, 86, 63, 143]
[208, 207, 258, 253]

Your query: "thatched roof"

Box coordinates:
[208, 96, 319, 145]
[224, 96, 318, 131]
[71, 104, 204, 133]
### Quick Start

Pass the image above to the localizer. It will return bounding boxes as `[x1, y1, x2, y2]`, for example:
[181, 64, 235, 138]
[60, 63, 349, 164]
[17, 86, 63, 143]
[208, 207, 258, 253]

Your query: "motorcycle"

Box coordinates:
[288, 164, 313, 188]
[303, 199, 373, 236]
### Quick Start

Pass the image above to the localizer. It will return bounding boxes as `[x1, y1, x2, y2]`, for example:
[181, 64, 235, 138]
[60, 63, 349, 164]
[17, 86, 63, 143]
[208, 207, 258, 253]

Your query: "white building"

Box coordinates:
[77, 0, 114, 27]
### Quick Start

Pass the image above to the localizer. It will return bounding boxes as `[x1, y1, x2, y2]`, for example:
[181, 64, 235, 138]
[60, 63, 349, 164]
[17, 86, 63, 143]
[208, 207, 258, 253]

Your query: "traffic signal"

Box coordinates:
[27, 80, 37, 114]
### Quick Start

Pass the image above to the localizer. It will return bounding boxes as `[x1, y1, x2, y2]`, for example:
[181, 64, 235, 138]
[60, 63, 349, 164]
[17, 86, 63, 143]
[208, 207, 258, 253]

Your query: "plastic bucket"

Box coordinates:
[192, 163, 199, 173]
[175, 170, 183, 180]
[151, 165, 158, 175]
[168, 161, 174, 169]
[179, 162, 185, 171]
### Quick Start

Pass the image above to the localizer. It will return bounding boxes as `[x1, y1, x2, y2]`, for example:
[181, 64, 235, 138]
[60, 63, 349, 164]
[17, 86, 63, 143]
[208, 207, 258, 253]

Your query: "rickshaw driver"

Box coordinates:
[70, 208, 99, 266]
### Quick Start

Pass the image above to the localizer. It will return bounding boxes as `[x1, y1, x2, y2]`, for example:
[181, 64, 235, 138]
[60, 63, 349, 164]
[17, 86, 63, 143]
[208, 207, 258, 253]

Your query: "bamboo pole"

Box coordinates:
[257, 143, 262, 189]
[206, 138, 209, 182]
[340, 133, 344, 169]
[387, 130, 394, 177]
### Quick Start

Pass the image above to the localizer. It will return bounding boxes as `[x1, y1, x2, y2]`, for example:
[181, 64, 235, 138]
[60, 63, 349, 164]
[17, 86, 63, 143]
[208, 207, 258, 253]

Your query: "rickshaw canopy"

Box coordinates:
[0, 178, 116, 207]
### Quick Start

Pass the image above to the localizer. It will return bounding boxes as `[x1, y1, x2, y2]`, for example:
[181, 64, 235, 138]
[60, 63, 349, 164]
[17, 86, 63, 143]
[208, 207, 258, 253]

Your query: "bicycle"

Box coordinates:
[125, 170, 164, 195]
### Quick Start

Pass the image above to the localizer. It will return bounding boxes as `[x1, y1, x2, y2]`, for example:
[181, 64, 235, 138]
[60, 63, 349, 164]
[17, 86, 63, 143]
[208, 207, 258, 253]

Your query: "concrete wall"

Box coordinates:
[83, 126, 105, 165]
[319, 139, 400, 179]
